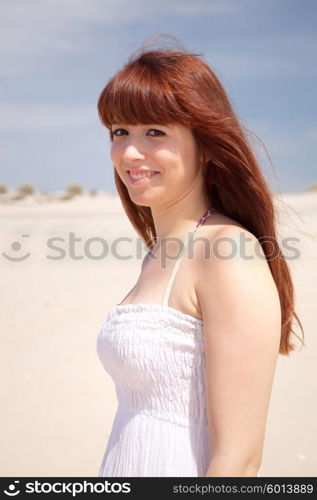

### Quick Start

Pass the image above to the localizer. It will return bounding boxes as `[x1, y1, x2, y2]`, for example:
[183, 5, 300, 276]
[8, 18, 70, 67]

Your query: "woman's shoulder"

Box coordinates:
[193, 210, 274, 293]
[199, 210, 249, 234]
[194, 211, 263, 260]
[194, 210, 281, 345]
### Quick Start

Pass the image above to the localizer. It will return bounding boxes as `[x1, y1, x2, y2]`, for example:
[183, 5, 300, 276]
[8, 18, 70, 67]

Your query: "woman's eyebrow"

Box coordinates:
[110, 123, 172, 129]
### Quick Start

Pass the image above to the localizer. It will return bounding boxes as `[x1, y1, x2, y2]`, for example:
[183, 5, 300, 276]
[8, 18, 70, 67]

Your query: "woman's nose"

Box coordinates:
[122, 143, 146, 161]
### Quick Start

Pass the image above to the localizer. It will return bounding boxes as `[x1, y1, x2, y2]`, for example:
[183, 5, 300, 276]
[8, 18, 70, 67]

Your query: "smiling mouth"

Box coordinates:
[127, 170, 160, 180]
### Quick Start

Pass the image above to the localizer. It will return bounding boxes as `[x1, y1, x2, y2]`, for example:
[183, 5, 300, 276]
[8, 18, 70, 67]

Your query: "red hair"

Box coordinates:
[97, 37, 304, 355]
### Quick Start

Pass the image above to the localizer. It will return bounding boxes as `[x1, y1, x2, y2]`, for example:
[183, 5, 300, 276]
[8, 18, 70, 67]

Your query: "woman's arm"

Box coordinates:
[196, 225, 281, 477]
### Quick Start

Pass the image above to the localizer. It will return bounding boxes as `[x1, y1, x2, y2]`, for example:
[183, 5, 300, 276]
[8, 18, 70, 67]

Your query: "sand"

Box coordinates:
[0, 191, 316, 476]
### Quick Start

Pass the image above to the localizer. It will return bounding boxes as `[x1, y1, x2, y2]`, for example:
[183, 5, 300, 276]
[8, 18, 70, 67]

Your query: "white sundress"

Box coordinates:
[96, 209, 260, 477]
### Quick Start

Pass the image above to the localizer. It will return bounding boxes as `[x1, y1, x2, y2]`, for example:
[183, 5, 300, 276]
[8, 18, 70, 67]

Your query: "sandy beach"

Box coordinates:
[0, 191, 316, 477]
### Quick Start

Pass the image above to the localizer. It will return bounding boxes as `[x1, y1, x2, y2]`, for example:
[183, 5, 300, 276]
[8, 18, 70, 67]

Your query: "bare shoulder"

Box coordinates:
[194, 215, 281, 332]
[196, 216, 282, 471]
[194, 212, 269, 273]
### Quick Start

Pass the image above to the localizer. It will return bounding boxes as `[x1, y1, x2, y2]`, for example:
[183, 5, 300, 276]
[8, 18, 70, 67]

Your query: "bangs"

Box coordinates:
[97, 63, 186, 130]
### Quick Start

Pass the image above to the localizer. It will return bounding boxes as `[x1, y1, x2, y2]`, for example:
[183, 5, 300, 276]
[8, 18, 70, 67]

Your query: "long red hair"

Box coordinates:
[97, 38, 304, 355]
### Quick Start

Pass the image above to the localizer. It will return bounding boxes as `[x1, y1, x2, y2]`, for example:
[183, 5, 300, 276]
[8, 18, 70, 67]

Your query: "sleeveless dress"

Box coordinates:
[97, 207, 263, 477]
[96, 209, 214, 477]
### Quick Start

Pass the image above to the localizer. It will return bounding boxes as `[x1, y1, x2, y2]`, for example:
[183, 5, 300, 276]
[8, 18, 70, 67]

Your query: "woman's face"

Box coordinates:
[110, 122, 201, 207]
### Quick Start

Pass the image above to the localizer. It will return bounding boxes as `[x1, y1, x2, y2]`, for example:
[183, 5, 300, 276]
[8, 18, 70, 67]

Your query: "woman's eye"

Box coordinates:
[147, 129, 165, 136]
[112, 128, 165, 137]
[112, 128, 126, 136]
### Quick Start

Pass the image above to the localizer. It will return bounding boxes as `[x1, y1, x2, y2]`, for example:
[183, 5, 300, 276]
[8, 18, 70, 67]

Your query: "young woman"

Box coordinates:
[96, 40, 304, 477]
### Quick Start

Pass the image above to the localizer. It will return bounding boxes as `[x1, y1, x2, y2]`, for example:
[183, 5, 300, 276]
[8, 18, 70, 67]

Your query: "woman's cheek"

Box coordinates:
[154, 150, 176, 168]
[110, 145, 120, 166]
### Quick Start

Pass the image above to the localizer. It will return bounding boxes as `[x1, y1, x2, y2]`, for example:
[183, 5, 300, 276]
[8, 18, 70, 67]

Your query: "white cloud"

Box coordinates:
[1, 0, 315, 82]
[203, 33, 317, 80]
[0, 0, 237, 75]
[0, 103, 97, 131]
[169, 0, 237, 15]
[0, 0, 236, 56]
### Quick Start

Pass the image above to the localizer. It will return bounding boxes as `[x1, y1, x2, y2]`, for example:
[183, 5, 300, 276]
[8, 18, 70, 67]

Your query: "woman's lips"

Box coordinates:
[127, 171, 160, 185]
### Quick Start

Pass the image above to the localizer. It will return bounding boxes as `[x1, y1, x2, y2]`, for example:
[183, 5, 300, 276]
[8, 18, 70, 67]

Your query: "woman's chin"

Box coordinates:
[130, 198, 155, 208]
[127, 191, 158, 207]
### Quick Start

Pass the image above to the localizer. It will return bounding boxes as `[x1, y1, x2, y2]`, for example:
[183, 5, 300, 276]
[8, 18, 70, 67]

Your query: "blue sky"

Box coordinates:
[0, 0, 316, 194]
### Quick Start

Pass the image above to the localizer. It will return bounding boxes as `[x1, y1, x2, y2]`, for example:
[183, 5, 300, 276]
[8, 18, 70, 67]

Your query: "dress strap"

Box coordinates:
[161, 208, 215, 307]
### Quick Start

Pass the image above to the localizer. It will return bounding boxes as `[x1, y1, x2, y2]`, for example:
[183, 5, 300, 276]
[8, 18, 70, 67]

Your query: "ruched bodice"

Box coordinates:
[98, 303, 206, 427]
[97, 303, 211, 476]
[96, 210, 214, 477]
